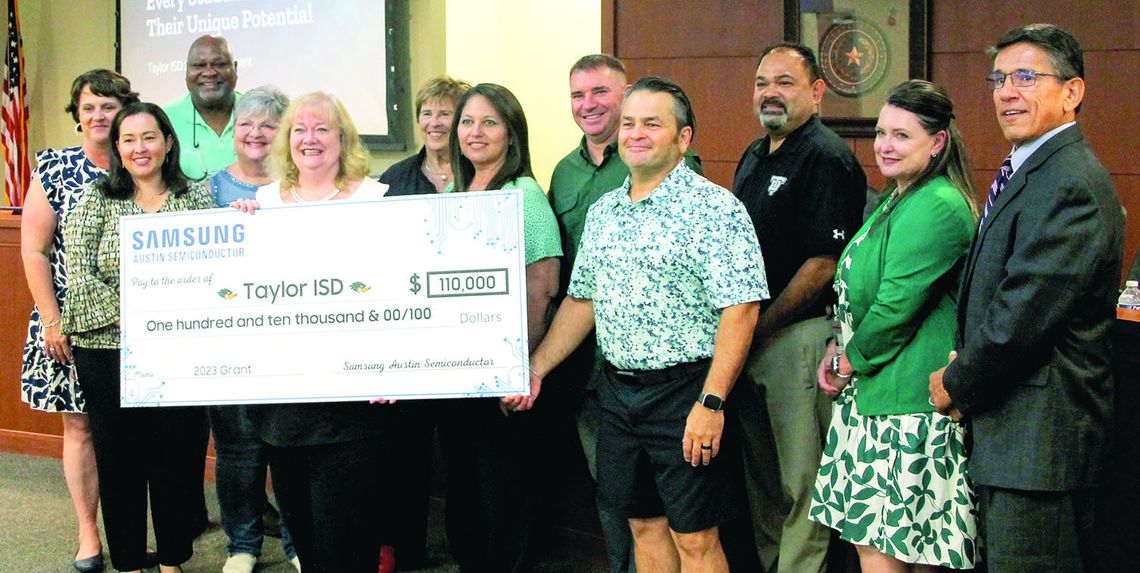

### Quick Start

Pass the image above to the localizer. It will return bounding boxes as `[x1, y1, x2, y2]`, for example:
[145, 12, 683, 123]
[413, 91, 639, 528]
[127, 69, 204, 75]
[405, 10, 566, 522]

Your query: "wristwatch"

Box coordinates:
[697, 391, 725, 412]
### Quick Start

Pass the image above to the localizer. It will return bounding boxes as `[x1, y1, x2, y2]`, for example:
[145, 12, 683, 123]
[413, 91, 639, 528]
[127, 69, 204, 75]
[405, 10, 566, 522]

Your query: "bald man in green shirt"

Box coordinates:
[163, 35, 241, 180]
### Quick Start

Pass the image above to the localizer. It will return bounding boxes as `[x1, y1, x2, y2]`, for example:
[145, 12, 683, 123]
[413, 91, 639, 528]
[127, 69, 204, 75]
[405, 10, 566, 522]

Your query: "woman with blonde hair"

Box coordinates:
[236, 91, 389, 573]
[380, 74, 470, 195]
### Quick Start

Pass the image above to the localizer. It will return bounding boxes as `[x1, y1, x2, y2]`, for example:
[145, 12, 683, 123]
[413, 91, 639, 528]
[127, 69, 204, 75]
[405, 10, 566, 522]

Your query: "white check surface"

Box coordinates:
[118, 191, 530, 406]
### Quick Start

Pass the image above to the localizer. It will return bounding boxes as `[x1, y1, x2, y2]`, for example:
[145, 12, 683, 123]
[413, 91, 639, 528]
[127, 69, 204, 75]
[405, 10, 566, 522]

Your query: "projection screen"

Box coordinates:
[117, 0, 409, 149]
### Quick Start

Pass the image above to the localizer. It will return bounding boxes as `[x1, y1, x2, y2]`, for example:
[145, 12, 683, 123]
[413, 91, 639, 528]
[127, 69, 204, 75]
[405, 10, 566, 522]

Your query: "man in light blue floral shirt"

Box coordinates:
[512, 77, 768, 572]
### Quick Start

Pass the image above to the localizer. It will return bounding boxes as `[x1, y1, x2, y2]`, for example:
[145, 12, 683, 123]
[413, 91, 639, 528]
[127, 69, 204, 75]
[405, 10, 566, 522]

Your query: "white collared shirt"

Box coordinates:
[1009, 121, 1076, 174]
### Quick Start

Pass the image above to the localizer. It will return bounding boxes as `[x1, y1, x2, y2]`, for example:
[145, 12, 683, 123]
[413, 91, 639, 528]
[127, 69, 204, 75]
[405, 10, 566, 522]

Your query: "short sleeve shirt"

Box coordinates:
[733, 114, 866, 321]
[444, 177, 562, 265]
[209, 168, 260, 207]
[550, 137, 702, 296]
[570, 161, 768, 370]
[163, 93, 240, 180]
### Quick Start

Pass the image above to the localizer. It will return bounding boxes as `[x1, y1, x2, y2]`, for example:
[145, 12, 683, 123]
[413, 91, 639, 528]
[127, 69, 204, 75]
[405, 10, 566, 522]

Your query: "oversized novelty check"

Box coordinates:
[118, 191, 530, 407]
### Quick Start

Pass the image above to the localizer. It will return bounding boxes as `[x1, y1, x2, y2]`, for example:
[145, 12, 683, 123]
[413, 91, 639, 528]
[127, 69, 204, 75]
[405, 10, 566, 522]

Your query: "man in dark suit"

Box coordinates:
[929, 24, 1124, 573]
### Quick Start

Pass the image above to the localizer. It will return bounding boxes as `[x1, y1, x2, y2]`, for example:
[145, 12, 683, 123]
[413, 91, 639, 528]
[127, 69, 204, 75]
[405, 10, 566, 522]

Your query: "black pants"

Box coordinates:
[381, 401, 437, 568]
[980, 485, 1101, 573]
[73, 347, 204, 571]
[268, 437, 384, 573]
[437, 398, 535, 573]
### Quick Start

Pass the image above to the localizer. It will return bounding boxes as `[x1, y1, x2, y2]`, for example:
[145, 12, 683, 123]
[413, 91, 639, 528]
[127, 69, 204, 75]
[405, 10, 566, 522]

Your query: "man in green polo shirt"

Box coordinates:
[547, 54, 702, 573]
[163, 35, 241, 180]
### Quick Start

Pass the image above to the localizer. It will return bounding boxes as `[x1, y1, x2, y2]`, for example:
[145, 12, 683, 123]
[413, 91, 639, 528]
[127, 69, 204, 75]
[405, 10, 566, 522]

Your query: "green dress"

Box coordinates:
[808, 176, 978, 569]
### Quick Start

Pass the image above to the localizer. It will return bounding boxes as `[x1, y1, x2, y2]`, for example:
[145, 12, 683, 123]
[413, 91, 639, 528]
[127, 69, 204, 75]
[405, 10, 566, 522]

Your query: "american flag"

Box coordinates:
[3, 0, 29, 207]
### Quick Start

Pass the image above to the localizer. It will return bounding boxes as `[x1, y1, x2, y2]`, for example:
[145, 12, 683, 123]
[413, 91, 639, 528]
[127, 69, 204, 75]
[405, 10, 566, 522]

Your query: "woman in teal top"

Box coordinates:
[441, 83, 561, 572]
[808, 81, 979, 571]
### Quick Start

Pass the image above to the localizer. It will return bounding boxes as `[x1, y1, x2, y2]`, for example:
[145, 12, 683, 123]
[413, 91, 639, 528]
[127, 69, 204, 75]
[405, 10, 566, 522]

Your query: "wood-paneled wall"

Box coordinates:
[607, 0, 1138, 278]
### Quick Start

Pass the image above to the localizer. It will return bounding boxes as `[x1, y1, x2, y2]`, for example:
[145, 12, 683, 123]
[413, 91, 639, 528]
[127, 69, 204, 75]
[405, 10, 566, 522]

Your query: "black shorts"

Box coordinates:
[596, 359, 740, 534]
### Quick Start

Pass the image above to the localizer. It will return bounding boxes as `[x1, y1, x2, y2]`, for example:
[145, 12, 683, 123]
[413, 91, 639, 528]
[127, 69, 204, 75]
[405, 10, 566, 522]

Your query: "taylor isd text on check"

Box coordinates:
[118, 191, 532, 407]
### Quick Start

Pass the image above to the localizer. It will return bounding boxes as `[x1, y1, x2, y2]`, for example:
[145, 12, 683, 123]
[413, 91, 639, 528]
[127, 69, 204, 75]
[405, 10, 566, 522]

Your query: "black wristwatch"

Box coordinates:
[697, 392, 725, 412]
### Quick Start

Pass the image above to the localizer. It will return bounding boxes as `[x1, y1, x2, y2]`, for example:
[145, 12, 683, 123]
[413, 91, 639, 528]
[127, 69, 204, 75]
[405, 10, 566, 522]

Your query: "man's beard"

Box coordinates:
[760, 111, 788, 132]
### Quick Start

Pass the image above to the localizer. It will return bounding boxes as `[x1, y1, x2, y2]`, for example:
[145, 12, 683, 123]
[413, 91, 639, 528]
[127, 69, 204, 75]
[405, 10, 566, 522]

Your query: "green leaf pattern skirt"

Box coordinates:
[809, 386, 979, 569]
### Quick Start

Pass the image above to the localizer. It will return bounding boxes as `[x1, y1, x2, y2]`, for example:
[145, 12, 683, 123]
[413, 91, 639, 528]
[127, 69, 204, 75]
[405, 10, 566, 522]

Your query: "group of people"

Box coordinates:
[18, 21, 1123, 573]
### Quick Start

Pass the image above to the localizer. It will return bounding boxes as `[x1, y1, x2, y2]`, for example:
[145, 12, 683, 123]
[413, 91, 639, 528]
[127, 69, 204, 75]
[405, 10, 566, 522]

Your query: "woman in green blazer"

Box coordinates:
[808, 81, 979, 572]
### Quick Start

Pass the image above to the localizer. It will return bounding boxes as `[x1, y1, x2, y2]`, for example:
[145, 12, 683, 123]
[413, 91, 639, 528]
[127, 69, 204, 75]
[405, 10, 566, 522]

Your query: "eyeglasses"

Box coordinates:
[985, 69, 1062, 90]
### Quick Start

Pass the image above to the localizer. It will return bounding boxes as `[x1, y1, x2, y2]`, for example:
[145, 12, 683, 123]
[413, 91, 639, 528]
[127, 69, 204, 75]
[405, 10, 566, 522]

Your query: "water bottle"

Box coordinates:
[1119, 280, 1140, 321]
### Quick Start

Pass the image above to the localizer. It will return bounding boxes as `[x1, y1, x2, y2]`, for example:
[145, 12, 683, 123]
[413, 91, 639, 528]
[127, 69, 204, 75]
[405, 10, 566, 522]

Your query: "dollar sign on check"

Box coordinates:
[409, 273, 422, 295]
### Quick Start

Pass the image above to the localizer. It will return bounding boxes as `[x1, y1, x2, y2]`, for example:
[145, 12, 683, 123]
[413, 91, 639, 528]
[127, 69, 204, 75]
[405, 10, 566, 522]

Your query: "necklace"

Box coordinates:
[423, 160, 451, 182]
[290, 186, 341, 203]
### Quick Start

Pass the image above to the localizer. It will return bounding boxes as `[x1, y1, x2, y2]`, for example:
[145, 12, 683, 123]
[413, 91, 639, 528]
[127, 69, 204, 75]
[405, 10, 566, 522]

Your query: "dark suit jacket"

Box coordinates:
[944, 124, 1124, 491]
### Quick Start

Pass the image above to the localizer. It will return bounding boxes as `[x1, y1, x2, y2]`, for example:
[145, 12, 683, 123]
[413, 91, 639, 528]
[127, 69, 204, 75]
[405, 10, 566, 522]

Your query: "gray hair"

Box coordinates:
[234, 85, 289, 122]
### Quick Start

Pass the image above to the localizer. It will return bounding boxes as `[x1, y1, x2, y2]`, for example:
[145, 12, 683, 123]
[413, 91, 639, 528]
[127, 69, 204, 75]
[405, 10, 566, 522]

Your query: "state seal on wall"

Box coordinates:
[818, 20, 889, 98]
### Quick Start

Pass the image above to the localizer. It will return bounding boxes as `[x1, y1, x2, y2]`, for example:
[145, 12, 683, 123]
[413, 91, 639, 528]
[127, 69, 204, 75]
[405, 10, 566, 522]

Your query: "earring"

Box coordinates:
[931, 152, 938, 158]
[74, 123, 83, 134]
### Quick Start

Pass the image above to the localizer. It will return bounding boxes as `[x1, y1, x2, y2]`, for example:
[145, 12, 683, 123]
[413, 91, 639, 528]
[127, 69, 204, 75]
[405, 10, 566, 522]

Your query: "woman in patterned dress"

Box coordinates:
[19, 69, 138, 573]
[809, 80, 980, 571]
[63, 102, 215, 573]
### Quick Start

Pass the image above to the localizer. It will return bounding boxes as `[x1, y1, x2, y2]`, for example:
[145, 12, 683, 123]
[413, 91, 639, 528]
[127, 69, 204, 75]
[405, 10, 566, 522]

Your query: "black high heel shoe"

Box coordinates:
[73, 552, 104, 573]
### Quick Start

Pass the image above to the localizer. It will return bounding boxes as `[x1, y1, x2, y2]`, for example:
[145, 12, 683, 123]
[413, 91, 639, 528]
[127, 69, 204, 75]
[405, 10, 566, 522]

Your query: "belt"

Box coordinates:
[604, 358, 711, 384]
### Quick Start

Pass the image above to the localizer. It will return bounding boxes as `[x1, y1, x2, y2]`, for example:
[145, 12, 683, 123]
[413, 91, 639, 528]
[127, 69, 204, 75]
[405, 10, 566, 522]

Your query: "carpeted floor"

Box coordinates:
[0, 452, 606, 573]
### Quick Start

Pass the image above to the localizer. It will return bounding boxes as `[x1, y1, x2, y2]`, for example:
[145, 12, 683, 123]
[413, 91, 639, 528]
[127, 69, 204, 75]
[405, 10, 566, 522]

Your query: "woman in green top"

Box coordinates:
[808, 81, 979, 571]
[63, 102, 214, 573]
[442, 83, 561, 572]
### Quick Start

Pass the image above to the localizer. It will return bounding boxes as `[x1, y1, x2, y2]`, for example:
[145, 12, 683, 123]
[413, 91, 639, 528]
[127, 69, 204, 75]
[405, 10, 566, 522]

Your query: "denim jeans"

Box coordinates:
[208, 405, 296, 558]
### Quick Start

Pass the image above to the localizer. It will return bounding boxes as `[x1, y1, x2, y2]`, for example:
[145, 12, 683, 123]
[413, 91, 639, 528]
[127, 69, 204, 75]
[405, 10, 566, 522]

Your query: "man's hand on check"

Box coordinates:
[500, 369, 543, 414]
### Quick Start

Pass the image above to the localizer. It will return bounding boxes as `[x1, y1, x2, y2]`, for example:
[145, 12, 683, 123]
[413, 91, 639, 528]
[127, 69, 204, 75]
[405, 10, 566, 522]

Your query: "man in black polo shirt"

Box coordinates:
[732, 42, 866, 573]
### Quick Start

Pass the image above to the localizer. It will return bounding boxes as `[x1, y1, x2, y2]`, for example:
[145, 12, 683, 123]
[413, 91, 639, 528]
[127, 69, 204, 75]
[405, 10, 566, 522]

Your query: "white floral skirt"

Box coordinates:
[809, 386, 979, 569]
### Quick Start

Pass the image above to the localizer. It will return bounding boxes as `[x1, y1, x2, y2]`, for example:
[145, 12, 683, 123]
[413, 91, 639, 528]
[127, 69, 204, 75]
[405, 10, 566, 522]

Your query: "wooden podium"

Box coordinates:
[0, 214, 64, 455]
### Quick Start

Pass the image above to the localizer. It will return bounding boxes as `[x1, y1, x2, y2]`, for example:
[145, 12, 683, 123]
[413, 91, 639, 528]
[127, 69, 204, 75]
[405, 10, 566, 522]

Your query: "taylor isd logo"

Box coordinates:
[819, 19, 889, 98]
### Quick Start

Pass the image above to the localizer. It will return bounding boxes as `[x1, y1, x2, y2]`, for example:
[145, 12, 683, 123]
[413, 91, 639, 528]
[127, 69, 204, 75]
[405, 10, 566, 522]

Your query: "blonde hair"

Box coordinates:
[271, 91, 371, 191]
[415, 75, 471, 116]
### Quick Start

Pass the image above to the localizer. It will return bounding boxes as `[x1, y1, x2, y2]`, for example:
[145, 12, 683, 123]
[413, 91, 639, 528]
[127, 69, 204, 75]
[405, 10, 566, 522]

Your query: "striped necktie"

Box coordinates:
[980, 155, 1013, 229]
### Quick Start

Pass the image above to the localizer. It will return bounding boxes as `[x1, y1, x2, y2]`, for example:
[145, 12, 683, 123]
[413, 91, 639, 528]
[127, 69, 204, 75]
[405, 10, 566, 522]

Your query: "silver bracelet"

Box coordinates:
[830, 354, 852, 379]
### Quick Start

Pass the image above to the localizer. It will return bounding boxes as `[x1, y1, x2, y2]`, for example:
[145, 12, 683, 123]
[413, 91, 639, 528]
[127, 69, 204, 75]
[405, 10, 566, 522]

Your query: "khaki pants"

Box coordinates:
[735, 317, 833, 573]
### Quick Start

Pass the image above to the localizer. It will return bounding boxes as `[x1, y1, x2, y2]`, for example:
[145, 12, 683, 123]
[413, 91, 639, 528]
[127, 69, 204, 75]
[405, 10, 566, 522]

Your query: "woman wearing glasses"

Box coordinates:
[205, 85, 302, 573]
